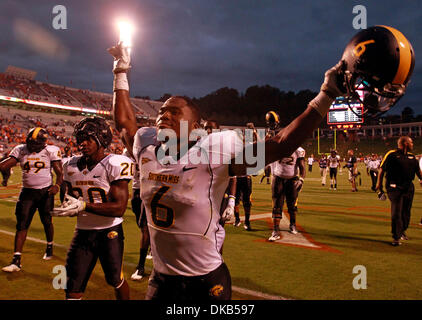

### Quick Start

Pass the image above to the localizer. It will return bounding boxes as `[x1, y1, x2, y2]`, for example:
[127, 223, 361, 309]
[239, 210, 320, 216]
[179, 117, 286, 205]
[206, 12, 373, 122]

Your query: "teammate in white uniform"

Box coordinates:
[109, 41, 346, 300]
[50, 117, 133, 300]
[367, 153, 380, 191]
[1, 128, 63, 272]
[328, 150, 341, 190]
[122, 148, 151, 281]
[268, 147, 306, 240]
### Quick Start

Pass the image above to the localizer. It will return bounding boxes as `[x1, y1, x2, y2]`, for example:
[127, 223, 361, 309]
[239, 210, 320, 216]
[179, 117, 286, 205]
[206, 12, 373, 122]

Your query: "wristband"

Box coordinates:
[309, 91, 334, 117]
[113, 72, 129, 91]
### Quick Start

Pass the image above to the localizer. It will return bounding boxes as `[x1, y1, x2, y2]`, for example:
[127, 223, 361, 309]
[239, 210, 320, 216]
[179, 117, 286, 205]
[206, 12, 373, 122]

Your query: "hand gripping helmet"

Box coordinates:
[73, 117, 113, 148]
[340, 25, 415, 115]
[26, 127, 48, 153]
[265, 111, 280, 131]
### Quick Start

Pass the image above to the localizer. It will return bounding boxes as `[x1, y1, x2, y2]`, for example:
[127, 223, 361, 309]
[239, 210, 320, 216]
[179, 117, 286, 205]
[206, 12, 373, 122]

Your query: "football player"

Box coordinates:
[50, 117, 133, 300]
[345, 149, 358, 192]
[204, 120, 236, 253]
[1, 128, 63, 272]
[268, 144, 306, 240]
[122, 148, 150, 281]
[0, 151, 11, 186]
[109, 39, 347, 300]
[328, 150, 341, 190]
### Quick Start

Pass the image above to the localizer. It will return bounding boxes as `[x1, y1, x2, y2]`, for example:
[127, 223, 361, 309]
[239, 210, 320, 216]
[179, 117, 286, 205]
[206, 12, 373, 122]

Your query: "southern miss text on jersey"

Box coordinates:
[9, 144, 61, 189]
[134, 127, 244, 276]
[271, 147, 305, 179]
[63, 154, 133, 230]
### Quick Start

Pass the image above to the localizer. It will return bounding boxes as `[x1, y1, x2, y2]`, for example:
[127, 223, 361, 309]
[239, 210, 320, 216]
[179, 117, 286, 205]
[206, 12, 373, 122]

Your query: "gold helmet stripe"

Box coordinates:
[269, 111, 279, 123]
[381, 25, 413, 85]
[31, 127, 43, 140]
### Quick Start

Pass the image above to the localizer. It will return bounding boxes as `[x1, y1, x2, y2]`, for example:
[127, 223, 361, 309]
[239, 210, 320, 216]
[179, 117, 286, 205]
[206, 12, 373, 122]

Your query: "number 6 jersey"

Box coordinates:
[134, 127, 244, 276]
[63, 154, 133, 230]
[9, 144, 62, 189]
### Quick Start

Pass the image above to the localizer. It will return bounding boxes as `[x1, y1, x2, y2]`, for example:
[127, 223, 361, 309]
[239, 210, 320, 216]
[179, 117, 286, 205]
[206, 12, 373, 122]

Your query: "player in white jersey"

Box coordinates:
[268, 147, 306, 241]
[328, 150, 341, 190]
[109, 41, 346, 300]
[50, 117, 133, 300]
[367, 153, 380, 191]
[122, 148, 151, 281]
[0, 128, 63, 272]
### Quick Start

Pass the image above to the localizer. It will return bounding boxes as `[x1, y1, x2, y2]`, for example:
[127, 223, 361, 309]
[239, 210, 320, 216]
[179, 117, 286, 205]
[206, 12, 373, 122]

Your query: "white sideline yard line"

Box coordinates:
[0, 228, 290, 300]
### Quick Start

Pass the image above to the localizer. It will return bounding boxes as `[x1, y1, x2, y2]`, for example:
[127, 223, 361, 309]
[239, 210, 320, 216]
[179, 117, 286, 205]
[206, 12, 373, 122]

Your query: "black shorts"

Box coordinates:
[131, 189, 147, 228]
[235, 176, 252, 208]
[329, 168, 338, 179]
[15, 187, 54, 231]
[145, 262, 232, 301]
[65, 223, 125, 294]
[271, 176, 299, 218]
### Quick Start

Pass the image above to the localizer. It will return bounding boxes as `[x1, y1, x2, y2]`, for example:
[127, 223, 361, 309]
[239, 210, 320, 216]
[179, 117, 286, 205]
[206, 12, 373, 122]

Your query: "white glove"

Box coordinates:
[51, 194, 86, 217]
[320, 60, 346, 99]
[221, 196, 235, 223]
[107, 41, 131, 73]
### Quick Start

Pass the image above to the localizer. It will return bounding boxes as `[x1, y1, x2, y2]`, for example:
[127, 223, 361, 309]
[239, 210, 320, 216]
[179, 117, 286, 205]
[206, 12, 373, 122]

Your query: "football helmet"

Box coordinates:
[265, 111, 280, 131]
[26, 127, 48, 153]
[340, 25, 415, 116]
[73, 117, 113, 148]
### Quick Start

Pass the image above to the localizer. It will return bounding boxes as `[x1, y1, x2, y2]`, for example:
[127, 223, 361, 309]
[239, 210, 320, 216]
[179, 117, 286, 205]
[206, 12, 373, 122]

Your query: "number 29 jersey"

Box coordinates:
[63, 154, 133, 230]
[134, 128, 244, 276]
[9, 144, 62, 189]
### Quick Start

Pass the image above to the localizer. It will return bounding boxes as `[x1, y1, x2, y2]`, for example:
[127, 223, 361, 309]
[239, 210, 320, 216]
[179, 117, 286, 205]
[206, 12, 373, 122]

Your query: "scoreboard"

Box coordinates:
[327, 89, 364, 129]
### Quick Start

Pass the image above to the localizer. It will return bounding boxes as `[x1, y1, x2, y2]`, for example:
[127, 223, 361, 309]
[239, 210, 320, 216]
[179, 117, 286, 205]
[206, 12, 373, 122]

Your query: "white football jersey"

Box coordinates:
[328, 155, 341, 168]
[135, 127, 243, 276]
[63, 154, 133, 230]
[9, 144, 62, 189]
[122, 148, 140, 190]
[271, 147, 305, 179]
[367, 159, 380, 171]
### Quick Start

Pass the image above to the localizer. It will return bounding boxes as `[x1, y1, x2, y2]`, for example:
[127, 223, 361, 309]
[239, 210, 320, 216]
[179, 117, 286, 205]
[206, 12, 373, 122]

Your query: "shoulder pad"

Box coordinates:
[133, 127, 158, 159]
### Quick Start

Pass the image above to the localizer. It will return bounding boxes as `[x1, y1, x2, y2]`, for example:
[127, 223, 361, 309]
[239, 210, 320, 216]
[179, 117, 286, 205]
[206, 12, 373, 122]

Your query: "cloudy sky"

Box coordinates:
[0, 0, 421, 114]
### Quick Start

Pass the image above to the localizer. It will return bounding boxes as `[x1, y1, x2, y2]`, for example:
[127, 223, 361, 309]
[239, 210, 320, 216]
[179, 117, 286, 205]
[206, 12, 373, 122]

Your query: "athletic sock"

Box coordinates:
[138, 248, 148, 269]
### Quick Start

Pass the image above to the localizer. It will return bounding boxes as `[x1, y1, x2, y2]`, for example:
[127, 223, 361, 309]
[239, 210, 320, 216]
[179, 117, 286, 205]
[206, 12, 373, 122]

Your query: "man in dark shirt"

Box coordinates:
[345, 149, 358, 192]
[376, 136, 422, 246]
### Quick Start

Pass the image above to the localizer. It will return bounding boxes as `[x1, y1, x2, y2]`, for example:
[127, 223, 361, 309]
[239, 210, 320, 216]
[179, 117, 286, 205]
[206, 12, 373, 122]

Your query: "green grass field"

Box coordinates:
[1, 164, 422, 300]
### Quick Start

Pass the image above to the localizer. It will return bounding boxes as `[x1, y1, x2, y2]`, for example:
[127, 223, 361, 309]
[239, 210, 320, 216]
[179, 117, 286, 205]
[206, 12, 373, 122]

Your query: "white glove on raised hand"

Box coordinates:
[50, 194, 86, 217]
[107, 41, 131, 73]
[221, 196, 235, 223]
[320, 60, 346, 99]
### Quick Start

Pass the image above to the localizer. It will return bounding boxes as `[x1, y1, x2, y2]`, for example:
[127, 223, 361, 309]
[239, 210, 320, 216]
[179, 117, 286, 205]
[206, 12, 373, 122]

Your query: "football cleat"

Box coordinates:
[2, 262, 21, 273]
[244, 224, 252, 231]
[43, 245, 53, 260]
[289, 225, 298, 235]
[400, 234, 409, 241]
[130, 268, 144, 281]
[234, 220, 241, 227]
[391, 240, 402, 247]
[268, 231, 281, 242]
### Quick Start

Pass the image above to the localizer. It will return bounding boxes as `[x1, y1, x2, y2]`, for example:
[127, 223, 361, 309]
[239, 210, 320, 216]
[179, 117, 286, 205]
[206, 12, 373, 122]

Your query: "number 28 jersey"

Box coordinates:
[134, 128, 244, 276]
[9, 144, 61, 189]
[63, 154, 133, 230]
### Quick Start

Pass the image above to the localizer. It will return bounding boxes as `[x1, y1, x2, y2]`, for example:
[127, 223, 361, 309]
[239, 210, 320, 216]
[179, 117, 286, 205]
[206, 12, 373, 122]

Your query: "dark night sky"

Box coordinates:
[0, 0, 421, 114]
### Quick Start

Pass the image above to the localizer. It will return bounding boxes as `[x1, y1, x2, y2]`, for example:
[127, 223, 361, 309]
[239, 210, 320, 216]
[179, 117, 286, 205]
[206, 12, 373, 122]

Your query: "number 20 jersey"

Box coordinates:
[9, 144, 61, 189]
[63, 154, 133, 230]
[134, 128, 244, 276]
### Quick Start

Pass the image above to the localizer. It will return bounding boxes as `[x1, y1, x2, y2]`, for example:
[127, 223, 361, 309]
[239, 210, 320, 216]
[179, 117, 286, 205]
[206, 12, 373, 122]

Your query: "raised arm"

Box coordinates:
[109, 43, 138, 156]
[231, 62, 344, 176]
